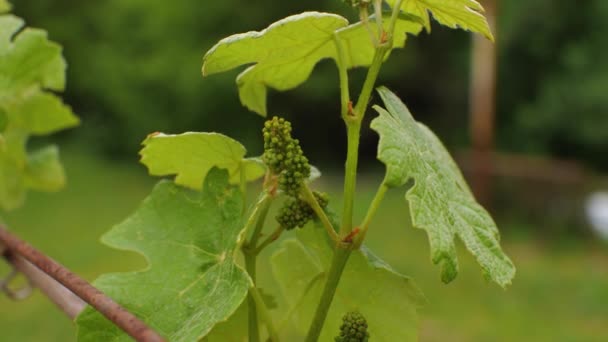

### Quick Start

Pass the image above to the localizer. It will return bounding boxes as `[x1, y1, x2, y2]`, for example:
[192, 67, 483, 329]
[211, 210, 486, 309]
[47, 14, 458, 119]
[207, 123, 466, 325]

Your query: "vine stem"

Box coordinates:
[304, 248, 350, 342]
[333, 32, 350, 119]
[250, 286, 280, 341]
[306, 2, 402, 339]
[242, 192, 274, 342]
[354, 181, 389, 248]
[301, 183, 340, 243]
[254, 226, 285, 255]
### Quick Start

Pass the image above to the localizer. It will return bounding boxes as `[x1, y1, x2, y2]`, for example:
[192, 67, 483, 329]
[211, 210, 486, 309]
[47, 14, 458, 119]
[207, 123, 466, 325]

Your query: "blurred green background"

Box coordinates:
[2, 0, 608, 341]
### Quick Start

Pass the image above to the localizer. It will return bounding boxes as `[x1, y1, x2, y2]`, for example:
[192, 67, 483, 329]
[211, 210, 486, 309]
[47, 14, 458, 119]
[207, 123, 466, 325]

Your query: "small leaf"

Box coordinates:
[0, 14, 78, 211]
[386, 0, 494, 40]
[76, 168, 251, 341]
[140, 132, 265, 190]
[202, 12, 423, 115]
[371, 86, 515, 287]
[0, 0, 10, 13]
[24, 145, 65, 191]
[271, 225, 424, 341]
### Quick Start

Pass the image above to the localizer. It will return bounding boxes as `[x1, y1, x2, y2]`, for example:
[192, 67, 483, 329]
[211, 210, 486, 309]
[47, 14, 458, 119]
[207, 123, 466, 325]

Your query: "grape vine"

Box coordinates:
[2, 0, 516, 341]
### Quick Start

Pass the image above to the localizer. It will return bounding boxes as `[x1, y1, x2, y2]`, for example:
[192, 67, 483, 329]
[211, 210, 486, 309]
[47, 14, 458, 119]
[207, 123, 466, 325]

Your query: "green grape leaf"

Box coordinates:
[203, 301, 248, 342]
[202, 12, 423, 115]
[0, 0, 10, 14]
[371, 86, 515, 287]
[76, 168, 251, 341]
[386, 0, 494, 40]
[0, 14, 78, 210]
[140, 132, 266, 190]
[23, 145, 65, 191]
[271, 225, 425, 341]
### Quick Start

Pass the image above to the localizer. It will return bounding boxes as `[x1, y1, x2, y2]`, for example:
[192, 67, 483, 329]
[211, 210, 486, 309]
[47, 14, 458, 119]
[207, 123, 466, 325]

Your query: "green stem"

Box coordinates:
[254, 225, 285, 255]
[301, 184, 340, 243]
[248, 194, 273, 248]
[242, 192, 273, 342]
[353, 46, 389, 116]
[305, 248, 351, 342]
[250, 286, 280, 342]
[333, 33, 350, 119]
[373, 0, 384, 35]
[339, 122, 361, 236]
[354, 181, 388, 248]
[387, 0, 404, 37]
[244, 254, 260, 342]
[359, 5, 378, 47]
[240, 161, 248, 215]
[306, 3, 403, 338]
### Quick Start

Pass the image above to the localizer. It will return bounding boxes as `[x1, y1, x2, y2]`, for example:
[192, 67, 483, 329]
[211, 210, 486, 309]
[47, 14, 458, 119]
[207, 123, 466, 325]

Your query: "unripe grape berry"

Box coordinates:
[262, 116, 311, 195]
[335, 311, 370, 342]
[276, 191, 329, 230]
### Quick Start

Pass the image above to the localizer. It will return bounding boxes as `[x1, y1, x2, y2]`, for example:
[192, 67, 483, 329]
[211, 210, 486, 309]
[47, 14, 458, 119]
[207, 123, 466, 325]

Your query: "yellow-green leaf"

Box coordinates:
[0, 14, 78, 211]
[140, 132, 265, 190]
[386, 0, 494, 40]
[202, 12, 423, 116]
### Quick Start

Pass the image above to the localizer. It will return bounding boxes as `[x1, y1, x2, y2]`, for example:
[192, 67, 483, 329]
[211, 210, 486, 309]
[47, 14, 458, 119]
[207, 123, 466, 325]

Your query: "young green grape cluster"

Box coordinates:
[335, 311, 370, 342]
[276, 191, 329, 230]
[262, 116, 310, 196]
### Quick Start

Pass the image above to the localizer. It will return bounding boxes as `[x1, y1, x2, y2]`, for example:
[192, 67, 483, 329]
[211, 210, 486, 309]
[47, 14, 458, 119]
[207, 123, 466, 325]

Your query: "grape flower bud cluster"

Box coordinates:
[262, 116, 311, 196]
[276, 191, 329, 230]
[335, 311, 370, 342]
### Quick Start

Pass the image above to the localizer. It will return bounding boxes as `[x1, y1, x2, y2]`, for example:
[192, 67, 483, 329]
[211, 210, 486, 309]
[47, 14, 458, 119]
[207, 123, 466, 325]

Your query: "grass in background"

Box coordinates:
[0, 148, 607, 341]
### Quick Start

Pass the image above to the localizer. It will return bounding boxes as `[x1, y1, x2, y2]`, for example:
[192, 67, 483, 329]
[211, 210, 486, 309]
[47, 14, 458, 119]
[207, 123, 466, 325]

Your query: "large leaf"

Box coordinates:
[386, 0, 494, 40]
[271, 225, 425, 341]
[76, 168, 251, 341]
[0, 14, 79, 210]
[371, 86, 515, 287]
[140, 132, 265, 190]
[202, 12, 423, 115]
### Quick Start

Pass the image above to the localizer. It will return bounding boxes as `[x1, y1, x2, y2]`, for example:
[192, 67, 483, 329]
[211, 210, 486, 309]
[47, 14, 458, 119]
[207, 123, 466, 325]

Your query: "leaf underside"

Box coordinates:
[76, 169, 251, 342]
[0, 13, 79, 210]
[139, 132, 266, 190]
[271, 225, 425, 341]
[371, 87, 515, 287]
[386, 0, 494, 40]
[202, 11, 423, 115]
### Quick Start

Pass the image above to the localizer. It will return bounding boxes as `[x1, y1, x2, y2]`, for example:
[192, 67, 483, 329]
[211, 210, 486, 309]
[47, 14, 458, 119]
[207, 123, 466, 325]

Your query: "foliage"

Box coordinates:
[0, 3, 78, 211]
[139, 132, 265, 189]
[272, 225, 424, 341]
[76, 168, 251, 341]
[5, 0, 515, 340]
[371, 87, 515, 286]
[73, 0, 514, 340]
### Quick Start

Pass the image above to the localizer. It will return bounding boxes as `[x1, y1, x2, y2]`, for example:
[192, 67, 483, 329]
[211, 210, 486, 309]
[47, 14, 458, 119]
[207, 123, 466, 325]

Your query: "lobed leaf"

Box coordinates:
[371, 86, 515, 287]
[76, 168, 251, 341]
[386, 0, 494, 40]
[271, 225, 425, 341]
[140, 132, 265, 190]
[0, 13, 79, 210]
[202, 12, 423, 116]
